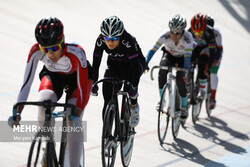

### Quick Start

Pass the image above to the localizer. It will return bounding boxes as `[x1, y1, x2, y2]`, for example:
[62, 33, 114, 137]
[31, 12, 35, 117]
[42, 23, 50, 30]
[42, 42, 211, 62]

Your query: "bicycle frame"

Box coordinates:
[151, 65, 189, 142]
[93, 78, 136, 167]
[95, 78, 133, 139]
[151, 66, 188, 118]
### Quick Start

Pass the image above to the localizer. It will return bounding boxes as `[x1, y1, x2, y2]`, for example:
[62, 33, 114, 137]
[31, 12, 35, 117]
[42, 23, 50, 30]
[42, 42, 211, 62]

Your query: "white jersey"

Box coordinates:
[146, 30, 194, 65]
[159, 31, 194, 57]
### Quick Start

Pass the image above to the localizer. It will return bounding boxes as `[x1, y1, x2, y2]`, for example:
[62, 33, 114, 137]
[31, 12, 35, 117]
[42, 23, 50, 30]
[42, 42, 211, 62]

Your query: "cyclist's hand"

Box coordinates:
[68, 115, 82, 127]
[91, 85, 98, 96]
[8, 115, 20, 128]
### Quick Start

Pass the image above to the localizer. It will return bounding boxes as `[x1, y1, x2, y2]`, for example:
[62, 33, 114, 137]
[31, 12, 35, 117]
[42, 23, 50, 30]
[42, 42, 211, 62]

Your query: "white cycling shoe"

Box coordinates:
[130, 103, 140, 127]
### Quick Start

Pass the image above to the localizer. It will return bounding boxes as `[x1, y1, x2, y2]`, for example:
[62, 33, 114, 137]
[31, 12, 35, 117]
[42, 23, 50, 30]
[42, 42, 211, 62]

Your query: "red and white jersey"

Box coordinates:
[17, 41, 89, 110]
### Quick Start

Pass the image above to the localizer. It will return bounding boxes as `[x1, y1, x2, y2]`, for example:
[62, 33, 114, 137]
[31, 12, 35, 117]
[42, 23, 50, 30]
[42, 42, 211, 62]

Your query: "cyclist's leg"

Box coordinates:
[37, 69, 65, 166]
[65, 74, 92, 167]
[158, 52, 169, 98]
[121, 59, 142, 127]
[38, 67, 64, 126]
[197, 48, 210, 99]
[209, 53, 222, 109]
[66, 97, 84, 167]
[174, 57, 189, 119]
[102, 63, 120, 120]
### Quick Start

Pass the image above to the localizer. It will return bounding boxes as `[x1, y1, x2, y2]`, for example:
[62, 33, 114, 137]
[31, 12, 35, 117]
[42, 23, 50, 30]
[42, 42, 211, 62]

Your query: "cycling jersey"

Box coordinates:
[17, 41, 90, 110]
[188, 26, 217, 60]
[213, 27, 223, 60]
[92, 30, 146, 83]
[146, 30, 194, 69]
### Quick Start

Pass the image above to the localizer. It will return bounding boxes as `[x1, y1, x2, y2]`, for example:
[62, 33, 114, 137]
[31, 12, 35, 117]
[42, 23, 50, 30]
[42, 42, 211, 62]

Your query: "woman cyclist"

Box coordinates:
[189, 13, 219, 107]
[205, 14, 223, 109]
[146, 14, 194, 121]
[9, 17, 92, 167]
[91, 16, 146, 127]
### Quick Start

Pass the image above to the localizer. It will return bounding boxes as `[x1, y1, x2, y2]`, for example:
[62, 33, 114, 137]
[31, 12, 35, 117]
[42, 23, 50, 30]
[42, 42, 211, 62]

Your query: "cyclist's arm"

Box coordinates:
[206, 28, 217, 60]
[17, 44, 41, 112]
[92, 37, 104, 83]
[146, 33, 166, 63]
[214, 29, 223, 61]
[72, 50, 92, 115]
[183, 32, 194, 70]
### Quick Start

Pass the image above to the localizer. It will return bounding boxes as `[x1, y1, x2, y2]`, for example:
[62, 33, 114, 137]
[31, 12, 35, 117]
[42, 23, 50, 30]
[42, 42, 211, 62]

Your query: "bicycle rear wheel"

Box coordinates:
[120, 99, 134, 167]
[157, 83, 170, 144]
[101, 100, 118, 167]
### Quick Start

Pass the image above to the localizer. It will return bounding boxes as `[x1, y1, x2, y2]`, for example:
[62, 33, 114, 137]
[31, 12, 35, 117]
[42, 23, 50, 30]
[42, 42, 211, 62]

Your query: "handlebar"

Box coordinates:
[150, 66, 189, 80]
[13, 100, 75, 119]
[93, 78, 136, 92]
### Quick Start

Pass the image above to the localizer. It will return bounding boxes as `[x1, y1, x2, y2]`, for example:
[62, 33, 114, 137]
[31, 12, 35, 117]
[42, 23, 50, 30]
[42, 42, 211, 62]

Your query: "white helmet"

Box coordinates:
[168, 14, 187, 31]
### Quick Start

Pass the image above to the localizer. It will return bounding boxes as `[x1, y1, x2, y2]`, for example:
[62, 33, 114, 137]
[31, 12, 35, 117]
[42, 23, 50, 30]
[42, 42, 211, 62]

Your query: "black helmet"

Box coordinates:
[35, 17, 64, 46]
[206, 14, 214, 27]
[100, 16, 124, 37]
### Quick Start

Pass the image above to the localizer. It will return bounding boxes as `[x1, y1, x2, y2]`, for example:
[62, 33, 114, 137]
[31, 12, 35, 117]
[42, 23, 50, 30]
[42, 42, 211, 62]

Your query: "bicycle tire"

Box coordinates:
[27, 133, 47, 167]
[172, 90, 181, 139]
[120, 98, 134, 167]
[157, 83, 170, 144]
[59, 118, 67, 166]
[191, 78, 201, 124]
[101, 100, 118, 167]
[206, 81, 212, 117]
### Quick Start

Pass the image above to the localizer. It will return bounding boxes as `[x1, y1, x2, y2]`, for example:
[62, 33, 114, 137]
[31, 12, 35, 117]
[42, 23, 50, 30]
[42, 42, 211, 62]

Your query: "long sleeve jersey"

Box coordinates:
[188, 26, 219, 60]
[17, 41, 89, 110]
[92, 30, 145, 83]
[146, 30, 194, 69]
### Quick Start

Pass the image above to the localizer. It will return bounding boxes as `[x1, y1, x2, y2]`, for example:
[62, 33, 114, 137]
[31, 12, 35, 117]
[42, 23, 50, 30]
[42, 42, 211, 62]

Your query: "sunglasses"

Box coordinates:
[104, 36, 119, 41]
[170, 31, 182, 35]
[39, 38, 64, 53]
[194, 30, 204, 36]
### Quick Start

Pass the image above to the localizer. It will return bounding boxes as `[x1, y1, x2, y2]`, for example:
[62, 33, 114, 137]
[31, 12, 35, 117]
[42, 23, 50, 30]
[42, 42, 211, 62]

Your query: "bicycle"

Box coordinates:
[93, 78, 136, 167]
[150, 66, 189, 144]
[11, 100, 79, 167]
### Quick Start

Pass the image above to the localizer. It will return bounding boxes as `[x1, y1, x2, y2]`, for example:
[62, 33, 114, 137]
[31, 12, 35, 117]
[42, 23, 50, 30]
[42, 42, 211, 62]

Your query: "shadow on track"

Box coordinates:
[157, 138, 226, 167]
[203, 116, 249, 141]
[185, 119, 247, 154]
[219, 0, 250, 34]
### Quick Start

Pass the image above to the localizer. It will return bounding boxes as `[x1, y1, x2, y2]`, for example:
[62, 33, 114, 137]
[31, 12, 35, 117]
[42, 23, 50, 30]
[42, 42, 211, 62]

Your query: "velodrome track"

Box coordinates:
[1, 0, 250, 166]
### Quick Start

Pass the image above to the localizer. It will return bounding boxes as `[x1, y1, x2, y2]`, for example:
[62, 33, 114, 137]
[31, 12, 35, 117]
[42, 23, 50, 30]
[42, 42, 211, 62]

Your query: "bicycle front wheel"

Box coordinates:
[172, 91, 181, 139]
[101, 100, 118, 167]
[27, 133, 48, 167]
[157, 83, 170, 144]
[120, 99, 134, 167]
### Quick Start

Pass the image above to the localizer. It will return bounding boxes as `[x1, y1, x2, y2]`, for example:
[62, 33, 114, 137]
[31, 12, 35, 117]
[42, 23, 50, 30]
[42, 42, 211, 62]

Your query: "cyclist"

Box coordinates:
[189, 13, 220, 109]
[8, 17, 92, 167]
[206, 14, 223, 109]
[146, 14, 194, 121]
[91, 16, 146, 127]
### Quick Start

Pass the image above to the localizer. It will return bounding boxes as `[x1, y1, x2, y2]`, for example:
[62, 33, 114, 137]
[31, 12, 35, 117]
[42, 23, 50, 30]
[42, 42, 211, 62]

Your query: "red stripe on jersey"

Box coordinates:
[27, 43, 40, 63]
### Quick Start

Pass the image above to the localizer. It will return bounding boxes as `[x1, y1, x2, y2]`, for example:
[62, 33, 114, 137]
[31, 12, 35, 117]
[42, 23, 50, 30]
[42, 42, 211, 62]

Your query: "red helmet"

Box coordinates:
[191, 13, 206, 33]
